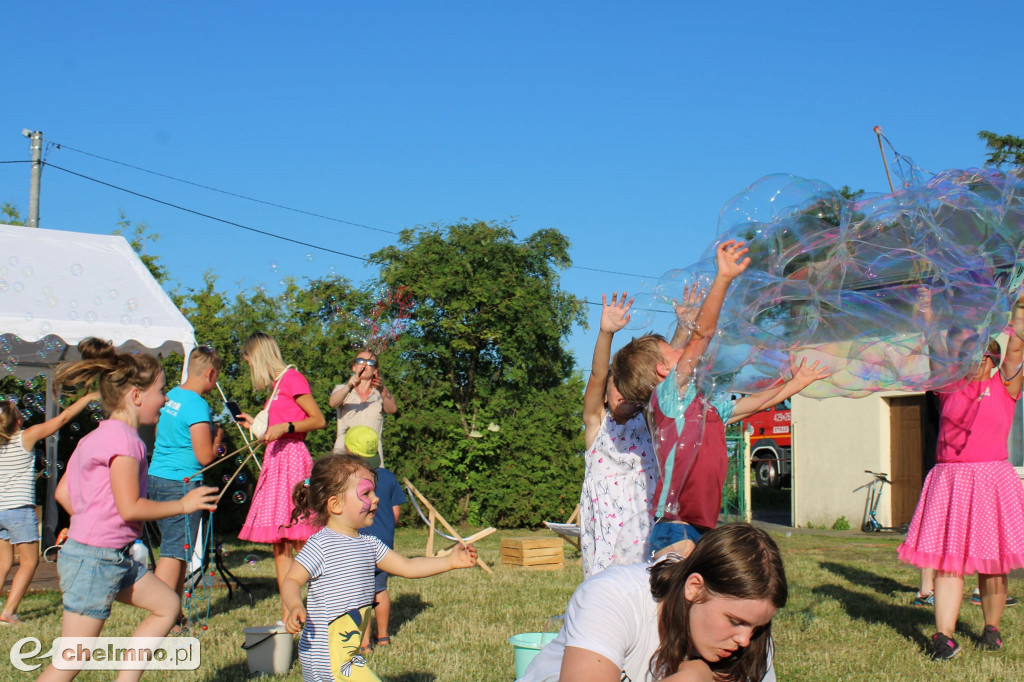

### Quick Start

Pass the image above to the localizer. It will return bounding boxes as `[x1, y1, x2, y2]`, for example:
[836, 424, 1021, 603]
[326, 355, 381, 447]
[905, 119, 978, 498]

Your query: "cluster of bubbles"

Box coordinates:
[630, 164, 1024, 399]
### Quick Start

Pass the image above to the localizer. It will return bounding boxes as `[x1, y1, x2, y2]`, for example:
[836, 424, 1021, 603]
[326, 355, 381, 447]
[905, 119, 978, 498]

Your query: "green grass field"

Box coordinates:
[2, 526, 1024, 681]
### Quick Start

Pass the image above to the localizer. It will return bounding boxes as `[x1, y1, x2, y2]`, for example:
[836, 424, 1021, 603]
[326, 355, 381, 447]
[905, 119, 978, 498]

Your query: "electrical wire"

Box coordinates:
[49, 140, 400, 236]
[44, 162, 370, 262]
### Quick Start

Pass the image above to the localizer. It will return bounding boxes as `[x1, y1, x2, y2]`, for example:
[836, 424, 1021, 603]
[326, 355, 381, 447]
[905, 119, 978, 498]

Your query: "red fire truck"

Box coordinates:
[742, 399, 792, 488]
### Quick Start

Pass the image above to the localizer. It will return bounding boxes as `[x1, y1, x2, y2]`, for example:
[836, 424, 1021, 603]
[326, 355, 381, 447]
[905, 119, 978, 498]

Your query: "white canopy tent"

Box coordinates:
[0, 223, 195, 545]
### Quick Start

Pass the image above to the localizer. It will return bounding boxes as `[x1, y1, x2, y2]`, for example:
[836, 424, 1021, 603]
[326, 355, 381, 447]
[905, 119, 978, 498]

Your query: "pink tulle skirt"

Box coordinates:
[238, 438, 315, 544]
[897, 460, 1024, 575]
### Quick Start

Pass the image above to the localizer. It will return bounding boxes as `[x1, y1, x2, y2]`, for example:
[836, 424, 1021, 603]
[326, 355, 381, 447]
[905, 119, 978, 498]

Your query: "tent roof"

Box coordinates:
[0, 224, 194, 379]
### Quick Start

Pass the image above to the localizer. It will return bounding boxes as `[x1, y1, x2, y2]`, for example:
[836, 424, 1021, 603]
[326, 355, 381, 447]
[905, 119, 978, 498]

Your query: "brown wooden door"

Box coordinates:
[889, 396, 926, 526]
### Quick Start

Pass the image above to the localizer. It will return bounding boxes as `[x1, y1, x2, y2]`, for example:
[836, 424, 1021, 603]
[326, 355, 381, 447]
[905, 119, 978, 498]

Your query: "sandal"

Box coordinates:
[170, 614, 188, 635]
[358, 644, 373, 656]
[0, 613, 23, 626]
[374, 635, 391, 647]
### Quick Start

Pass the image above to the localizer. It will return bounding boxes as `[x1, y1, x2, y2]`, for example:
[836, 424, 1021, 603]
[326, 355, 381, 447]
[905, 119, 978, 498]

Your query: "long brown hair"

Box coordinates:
[53, 352, 162, 416]
[288, 454, 374, 528]
[0, 400, 20, 446]
[649, 523, 787, 681]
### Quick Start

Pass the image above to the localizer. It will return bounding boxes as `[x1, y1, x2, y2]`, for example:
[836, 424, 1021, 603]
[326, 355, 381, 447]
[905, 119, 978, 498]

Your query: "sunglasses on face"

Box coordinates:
[354, 358, 378, 367]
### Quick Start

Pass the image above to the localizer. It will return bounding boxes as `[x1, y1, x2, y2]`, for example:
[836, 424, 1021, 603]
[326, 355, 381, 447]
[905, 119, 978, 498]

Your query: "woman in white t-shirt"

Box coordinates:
[520, 523, 786, 682]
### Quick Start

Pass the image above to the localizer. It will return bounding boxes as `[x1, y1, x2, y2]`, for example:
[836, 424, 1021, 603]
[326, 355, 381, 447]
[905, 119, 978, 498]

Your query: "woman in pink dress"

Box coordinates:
[898, 295, 1024, 659]
[237, 332, 326, 620]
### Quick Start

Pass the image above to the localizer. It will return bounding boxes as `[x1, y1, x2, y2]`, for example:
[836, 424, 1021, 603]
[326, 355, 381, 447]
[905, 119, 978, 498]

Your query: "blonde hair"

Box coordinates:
[241, 332, 287, 391]
[188, 345, 223, 375]
[53, 352, 163, 416]
[611, 334, 666, 404]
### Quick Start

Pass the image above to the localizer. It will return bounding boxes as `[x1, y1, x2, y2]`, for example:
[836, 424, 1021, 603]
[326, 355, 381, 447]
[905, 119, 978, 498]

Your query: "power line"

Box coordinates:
[48, 140, 399, 236]
[44, 162, 369, 262]
[44, 141, 658, 280]
[0, 160, 32, 164]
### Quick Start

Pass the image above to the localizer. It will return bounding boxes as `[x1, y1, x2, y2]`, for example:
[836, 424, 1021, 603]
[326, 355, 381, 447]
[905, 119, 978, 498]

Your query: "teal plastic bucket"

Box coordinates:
[509, 632, 557, 678]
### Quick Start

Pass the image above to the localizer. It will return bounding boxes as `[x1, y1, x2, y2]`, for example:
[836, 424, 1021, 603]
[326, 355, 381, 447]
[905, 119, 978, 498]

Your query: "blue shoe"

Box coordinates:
[971, 589, 1017, 606]
[912, 591, 934, 606]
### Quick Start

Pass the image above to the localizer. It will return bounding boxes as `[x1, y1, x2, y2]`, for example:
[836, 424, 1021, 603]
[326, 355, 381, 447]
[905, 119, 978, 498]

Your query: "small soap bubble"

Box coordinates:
[69, 299, 78, 309]
[91, 413, 101, 422]
[0, 280, 7, 293]
[85, 311, 97, 323]
[235, 456, 245, 466]
[120, 315, 131, 326]
[236, 473, 247, 484]
[70, 263, 83, 276]
[23, 312, 33, 322]
[233, 491, 248, 504]
[222, 474, 231, 483]
[46, 296, 58, 308]
[269, 261, 280, 273]
[123, 298, 138, 312]
[42, 286, 52, 296]
[68, 311, 79, 321]
[93, 297, 102, 306]
[108, 288, 119, 300]
[21, 266, 33, 277]
[216, 444, 225, 456]
[141, 317, 153, 328]
[12, 282, 23, 293]
[8, 256, 18, 266]
[305, 253, 315, 263]
[70, 423, 80, 432]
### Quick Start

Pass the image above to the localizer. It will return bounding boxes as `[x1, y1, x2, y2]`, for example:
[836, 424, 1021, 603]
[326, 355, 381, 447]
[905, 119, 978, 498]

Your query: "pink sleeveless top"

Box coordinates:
[936, 374, 1018, 464]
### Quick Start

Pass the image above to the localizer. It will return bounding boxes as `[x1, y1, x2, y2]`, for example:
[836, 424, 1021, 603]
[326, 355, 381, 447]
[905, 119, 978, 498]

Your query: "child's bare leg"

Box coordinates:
[978, 573, 1008, 630]
[153, 556, 187, 624]
[3, 541, 39, 617]
[375, 589, 392, 642]
[272, 540, 296, 618]
[934, 570, 965, 636]
[920, 567, 934, 595]
[36, 611, 106, 681]
[0, 539, 13, 599]
[112, 572, 181, 682]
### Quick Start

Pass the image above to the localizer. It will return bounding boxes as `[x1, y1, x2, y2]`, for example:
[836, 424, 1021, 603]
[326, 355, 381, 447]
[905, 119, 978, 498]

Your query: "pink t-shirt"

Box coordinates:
[267, 368, 312, 441]
[937, 374, 1018, 463]
[66, 419, 148, 548]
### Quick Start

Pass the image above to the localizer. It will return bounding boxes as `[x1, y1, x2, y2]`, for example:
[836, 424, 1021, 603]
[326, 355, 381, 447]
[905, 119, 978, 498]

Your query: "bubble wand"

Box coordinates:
[873, 125, 896, 194]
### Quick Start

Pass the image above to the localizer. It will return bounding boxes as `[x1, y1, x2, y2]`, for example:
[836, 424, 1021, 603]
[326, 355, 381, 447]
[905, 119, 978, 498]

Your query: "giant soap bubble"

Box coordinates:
[631, 165, 1024, 399]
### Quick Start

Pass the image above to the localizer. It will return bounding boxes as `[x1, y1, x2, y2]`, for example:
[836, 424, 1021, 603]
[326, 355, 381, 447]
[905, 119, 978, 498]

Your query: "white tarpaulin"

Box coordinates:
[0, 223, 195, 545]
[0, 223, 194, 374]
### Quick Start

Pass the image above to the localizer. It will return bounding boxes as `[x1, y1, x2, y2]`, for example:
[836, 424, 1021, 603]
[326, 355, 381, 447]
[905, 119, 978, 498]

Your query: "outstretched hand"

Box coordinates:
[790, 358, 831, 389]
[715, 239, 751, 282]
[449, 543, 479, 569]
[674, 284, 707, 327]
[600, 292, 633, 334]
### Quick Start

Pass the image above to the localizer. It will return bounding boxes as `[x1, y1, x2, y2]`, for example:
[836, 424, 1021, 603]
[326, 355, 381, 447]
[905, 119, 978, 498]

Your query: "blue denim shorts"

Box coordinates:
[649, 521, 705, 554]
[148, 475, 204, 561]
[58, 538, 148, 619]
[0, 505, 39, 544]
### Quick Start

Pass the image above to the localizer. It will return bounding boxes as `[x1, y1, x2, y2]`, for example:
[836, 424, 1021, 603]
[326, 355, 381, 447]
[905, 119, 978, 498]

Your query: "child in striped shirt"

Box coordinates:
[281, 454, 477, 681]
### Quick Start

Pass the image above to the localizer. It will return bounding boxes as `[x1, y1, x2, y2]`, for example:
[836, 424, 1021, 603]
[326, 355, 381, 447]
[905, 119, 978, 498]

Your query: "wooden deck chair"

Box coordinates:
[543, 504, 581, 551]
[402, 478, 496, 575]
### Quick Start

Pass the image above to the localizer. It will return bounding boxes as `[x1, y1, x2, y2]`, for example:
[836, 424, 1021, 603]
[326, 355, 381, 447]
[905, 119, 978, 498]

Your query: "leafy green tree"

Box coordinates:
[370, 221, 587, 526]
[978, 131, 1024, 168]
[1, 202, 25, 225]
[113, 212, 170, 286]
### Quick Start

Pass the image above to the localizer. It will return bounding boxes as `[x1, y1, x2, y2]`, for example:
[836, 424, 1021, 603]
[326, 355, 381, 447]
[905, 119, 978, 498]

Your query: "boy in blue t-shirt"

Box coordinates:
[149, 346, 223, 628]
[347, 425, 407, 653]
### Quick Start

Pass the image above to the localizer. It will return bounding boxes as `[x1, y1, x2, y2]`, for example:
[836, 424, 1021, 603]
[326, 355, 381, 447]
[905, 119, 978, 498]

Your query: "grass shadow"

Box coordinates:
[388, 593, 431, 637]
[382, 674, 437, 682]
[811, 583, 975, 651]
[818, 561, 915, 598]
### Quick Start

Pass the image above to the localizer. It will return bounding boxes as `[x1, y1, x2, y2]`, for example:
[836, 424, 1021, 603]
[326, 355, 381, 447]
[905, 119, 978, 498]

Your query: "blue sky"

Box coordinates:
[3, 2, 1022, 371]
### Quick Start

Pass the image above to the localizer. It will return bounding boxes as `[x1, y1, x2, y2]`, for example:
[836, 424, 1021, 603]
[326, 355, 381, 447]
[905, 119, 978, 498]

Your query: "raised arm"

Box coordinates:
[676, 240, 750, 389]
[727, 359, 830, 424]
[669, 284, 706, 348]
[1002, 292, 1024, 399]
[584, 293, 633, 446]
[21, 391, 100, 452]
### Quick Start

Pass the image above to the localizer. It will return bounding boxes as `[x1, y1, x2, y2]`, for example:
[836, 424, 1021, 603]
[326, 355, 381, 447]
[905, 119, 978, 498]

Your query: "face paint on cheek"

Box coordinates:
[357, 478, 375, 514]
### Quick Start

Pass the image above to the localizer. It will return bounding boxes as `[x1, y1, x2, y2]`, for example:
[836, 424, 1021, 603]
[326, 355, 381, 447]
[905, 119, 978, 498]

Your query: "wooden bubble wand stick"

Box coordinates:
[873, 125, 895, 194]
[190, 441, 265, 479]
[214, 448, 259, 506]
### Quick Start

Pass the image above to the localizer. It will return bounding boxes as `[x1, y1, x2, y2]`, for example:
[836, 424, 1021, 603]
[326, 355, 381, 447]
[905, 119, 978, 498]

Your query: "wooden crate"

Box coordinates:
[500, 537, 564, 570]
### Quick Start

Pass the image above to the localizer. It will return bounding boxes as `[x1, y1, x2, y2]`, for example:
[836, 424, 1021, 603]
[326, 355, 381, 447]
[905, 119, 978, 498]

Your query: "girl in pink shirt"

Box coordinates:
[38, 352, 217, 682]
[899, 294, 1024, 659]
[236, 332, 326, 621]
